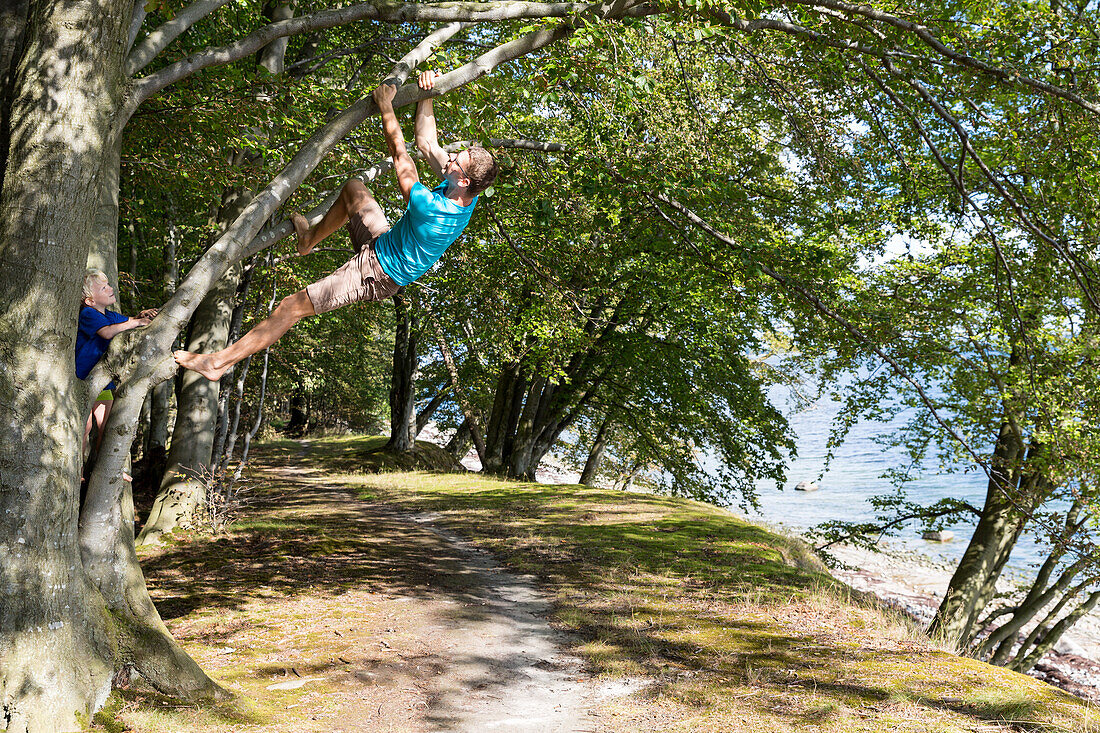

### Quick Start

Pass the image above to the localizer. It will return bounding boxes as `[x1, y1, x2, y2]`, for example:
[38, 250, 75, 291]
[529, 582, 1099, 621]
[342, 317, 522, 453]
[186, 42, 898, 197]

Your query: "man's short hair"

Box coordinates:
[82, 270, 108, 301]
[465, 146, 498, 196]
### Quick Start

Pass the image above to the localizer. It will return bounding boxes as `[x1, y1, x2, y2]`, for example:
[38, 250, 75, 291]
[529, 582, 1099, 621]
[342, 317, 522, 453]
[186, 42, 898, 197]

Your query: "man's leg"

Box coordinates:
[292, 179, 390, 256]
[174, 290, 316, 382]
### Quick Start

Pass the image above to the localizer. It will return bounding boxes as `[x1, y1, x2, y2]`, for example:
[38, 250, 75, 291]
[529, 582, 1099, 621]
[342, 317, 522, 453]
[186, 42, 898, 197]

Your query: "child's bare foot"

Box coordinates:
[173, 350, 227, 382]
[291, 213, 313, 255]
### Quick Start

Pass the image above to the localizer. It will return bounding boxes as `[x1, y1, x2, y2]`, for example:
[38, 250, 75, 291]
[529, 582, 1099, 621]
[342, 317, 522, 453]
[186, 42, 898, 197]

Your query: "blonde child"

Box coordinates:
[76, 269, 158, 463]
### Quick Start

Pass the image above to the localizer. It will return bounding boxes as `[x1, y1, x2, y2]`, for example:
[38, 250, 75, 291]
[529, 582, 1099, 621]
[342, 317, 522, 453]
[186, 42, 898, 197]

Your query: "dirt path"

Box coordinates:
[142, 453, 604, 732]
[337, 511, 597, 732]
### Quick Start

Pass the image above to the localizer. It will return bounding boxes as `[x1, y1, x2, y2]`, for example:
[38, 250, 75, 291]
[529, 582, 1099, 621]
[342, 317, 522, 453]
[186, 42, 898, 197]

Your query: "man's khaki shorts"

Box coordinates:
[305, 212, 400, 314]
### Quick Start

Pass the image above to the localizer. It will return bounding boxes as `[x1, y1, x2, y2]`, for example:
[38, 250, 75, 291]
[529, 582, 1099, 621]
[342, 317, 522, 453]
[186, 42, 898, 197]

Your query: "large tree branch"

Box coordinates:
[126, 0, 234, 76]
[126, 0, 148, 54]
[121, 0, 652, 121]
[240, 137, 567, 261]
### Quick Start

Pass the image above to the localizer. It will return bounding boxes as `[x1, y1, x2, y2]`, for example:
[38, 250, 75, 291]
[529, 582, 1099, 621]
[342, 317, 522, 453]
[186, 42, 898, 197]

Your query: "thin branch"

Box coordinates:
[126, 0, 235, 76]
[783, 0, 1100, 115]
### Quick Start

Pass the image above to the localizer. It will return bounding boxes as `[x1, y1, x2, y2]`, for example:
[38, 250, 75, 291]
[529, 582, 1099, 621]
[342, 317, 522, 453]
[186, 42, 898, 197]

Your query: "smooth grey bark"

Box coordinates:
[0, 2, 132, 730]
[87, 137, 122, 286]
[386, 291, 418, 451]
[927, 418, 1048, 648]
[144, 221, 180, 460]
[79, 380, 226, 702]
[258, 0, 295, 74]
[0, 0, 29, 192]
[138, 188, 249, 546]
[579, 416, 611, 485]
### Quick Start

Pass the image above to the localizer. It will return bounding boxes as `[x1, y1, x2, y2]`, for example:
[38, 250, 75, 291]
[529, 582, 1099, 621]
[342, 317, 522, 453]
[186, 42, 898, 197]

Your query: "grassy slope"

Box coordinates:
[97, 436, 1098, 732]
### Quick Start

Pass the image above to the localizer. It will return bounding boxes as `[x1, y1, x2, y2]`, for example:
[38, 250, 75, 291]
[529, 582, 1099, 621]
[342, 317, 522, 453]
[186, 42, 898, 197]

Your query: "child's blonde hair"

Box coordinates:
[82, 269, 108, 302]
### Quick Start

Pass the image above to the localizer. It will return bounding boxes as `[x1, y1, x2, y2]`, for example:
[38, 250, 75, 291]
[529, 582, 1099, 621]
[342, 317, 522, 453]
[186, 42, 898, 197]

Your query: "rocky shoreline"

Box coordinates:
[828, 543, 1100, 702]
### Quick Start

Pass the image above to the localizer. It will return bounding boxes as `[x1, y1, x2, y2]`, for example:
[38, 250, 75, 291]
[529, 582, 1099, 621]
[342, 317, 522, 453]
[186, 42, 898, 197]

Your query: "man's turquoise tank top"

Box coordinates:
[374, 182, 476, 286]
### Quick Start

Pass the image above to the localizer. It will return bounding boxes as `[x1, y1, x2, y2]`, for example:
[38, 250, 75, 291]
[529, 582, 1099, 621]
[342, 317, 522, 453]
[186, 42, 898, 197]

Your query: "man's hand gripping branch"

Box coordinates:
[372, 82, 420, 202]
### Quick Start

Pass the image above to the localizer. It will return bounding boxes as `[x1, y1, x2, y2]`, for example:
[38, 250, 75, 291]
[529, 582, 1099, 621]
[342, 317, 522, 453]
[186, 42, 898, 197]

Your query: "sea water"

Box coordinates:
[746, 391, 1052, 576]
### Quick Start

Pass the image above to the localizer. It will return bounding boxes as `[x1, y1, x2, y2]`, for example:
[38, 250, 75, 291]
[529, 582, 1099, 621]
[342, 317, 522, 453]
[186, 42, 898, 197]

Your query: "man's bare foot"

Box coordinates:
[291, 213, 313, 256]
[174, 350, 227, 382]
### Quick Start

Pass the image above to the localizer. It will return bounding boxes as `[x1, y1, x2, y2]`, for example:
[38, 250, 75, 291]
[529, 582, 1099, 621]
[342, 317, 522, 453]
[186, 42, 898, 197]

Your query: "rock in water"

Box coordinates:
[795, 481, 819, 492]
[921, 530, 955, 542]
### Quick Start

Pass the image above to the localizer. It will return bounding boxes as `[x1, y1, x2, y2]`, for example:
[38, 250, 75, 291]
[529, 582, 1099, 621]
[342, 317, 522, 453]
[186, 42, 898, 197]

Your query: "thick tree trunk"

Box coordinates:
[0, 0, 29, 192]
[446, 419, 473, 459]
[137, 189, 248, 546]
[79, 385, 226, 701]
[386, 291, 417, 451]
[0, 2, 131, 729]
[483, 362, 525, 473]
[258, 0, 294, 74]
[87, 137, 122, 284]
[928, 420, 1031, 647]
[142, 222, 178, 470]
[580, 417, 611, 485]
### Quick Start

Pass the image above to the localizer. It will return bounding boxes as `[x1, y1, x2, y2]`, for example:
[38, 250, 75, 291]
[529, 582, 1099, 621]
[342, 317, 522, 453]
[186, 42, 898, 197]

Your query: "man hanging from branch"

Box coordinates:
[175, 71, 498, 381]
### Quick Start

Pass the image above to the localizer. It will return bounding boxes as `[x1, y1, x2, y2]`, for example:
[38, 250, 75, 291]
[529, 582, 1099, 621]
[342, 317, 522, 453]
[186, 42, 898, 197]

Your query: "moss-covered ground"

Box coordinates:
[93, 435, 1099, 732]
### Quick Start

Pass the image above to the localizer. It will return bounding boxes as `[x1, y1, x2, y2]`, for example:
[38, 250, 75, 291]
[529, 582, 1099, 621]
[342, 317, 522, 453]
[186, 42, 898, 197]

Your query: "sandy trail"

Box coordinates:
[251, 460, 601, 732]
[393, 512, 595, 732]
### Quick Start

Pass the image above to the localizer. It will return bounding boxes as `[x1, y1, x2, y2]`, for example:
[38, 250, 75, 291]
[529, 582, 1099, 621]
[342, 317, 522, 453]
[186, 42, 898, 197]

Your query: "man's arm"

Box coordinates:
[373, 83, 420, 203]
[414, 71, 448, 178]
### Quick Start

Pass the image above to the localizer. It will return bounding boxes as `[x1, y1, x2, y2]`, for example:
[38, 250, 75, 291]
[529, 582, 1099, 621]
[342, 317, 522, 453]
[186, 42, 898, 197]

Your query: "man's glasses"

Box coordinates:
[448, 151, 469, 180]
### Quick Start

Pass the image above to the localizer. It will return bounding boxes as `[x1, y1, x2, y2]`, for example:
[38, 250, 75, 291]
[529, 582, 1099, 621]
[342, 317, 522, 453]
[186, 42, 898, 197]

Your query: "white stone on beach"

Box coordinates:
[921, 530, 955, 542]
[1055, 637, 1089, 657]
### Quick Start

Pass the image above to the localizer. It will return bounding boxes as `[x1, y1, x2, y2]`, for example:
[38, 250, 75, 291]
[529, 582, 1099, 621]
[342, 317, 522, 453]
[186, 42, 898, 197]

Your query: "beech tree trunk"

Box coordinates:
[928, 419, 1044, 648]
[138, 189, 248, 546]
[579, 417, 611, 485]
[0, 3, 138, 729]
[386, 291, 417, 451]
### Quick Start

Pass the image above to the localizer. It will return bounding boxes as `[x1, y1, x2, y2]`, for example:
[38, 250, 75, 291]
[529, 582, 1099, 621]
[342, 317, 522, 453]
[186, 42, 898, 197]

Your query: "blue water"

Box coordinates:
[746, 392, 1049, 575]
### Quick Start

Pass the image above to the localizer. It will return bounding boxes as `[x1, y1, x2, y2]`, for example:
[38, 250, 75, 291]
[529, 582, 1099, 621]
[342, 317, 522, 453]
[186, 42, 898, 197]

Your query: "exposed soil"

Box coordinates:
[131, 446, 604, 732]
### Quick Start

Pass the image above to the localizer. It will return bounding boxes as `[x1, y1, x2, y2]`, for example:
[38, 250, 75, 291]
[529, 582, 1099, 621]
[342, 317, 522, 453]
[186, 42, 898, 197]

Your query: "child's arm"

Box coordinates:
[96, 314, 153, 340]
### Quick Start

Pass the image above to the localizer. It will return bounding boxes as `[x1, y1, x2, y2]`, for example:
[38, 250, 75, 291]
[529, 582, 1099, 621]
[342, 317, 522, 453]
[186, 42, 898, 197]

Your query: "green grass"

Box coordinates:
[322, 436, 1098, 733]
[93, 435, 1098, 733]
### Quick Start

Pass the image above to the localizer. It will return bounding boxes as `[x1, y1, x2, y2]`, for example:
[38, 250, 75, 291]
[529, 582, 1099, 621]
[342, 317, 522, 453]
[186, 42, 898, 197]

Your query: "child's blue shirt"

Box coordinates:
[76, 305, 128, 381]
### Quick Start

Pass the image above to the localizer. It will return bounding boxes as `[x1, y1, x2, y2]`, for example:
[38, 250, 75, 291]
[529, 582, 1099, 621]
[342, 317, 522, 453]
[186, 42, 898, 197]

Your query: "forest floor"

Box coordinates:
[94, 435, 1100, 732]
